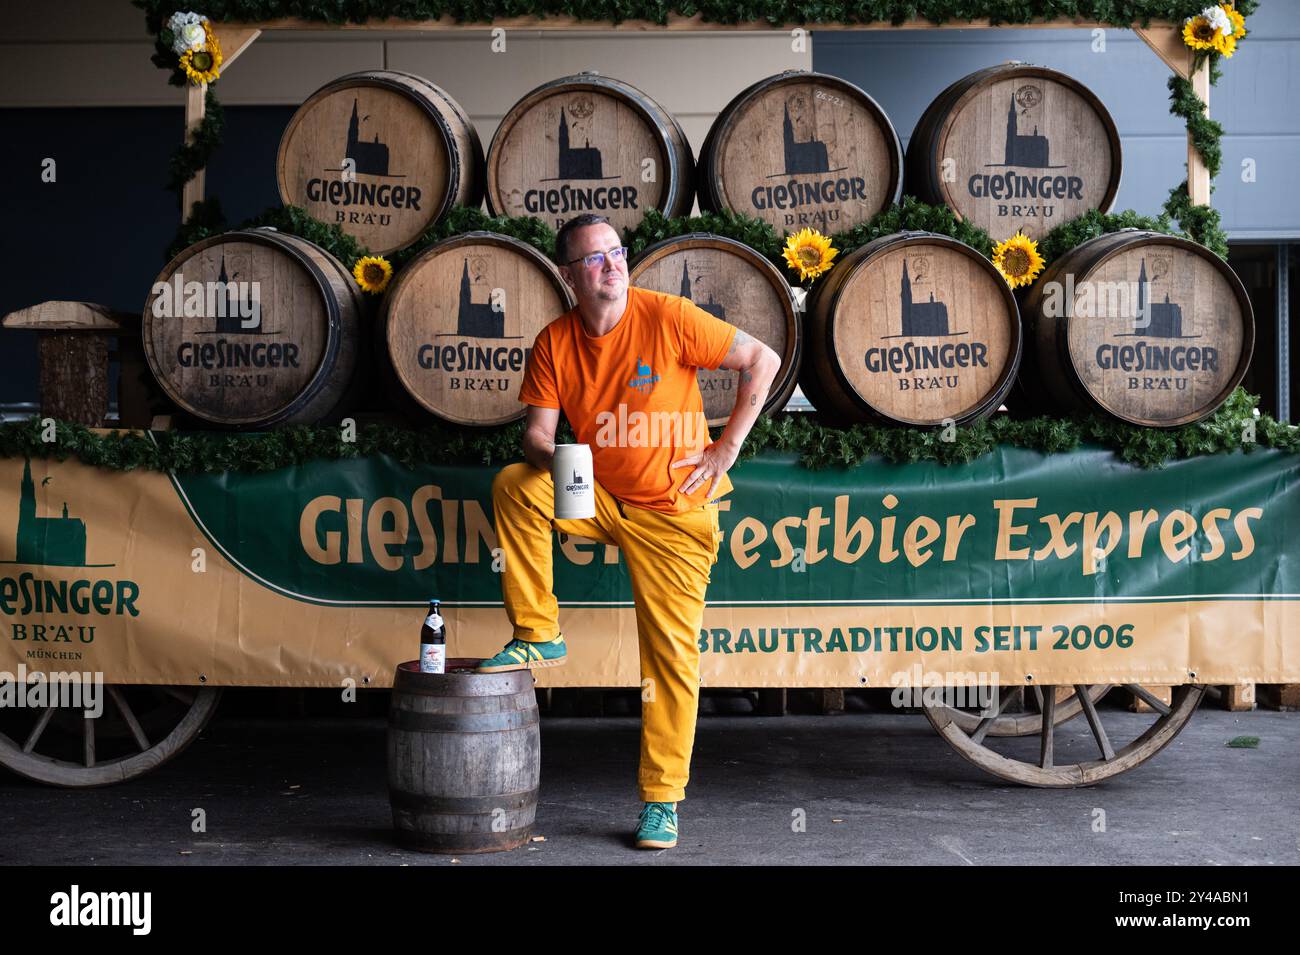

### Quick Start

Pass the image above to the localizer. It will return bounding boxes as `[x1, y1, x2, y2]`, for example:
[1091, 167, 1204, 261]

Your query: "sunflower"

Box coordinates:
[991, 231, 1045, 289]
[353, 255, 393, 294]
[1214, 30, 1238, 57]
[782, 228, 839, 282]
[179, 21, 223, 84]
[1224, 4, 1246, 37]
[1182, 15, 1218, 51]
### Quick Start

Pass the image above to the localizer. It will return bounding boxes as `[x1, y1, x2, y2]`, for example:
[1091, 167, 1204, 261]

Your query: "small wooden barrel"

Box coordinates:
[142, 228, 363, 429]
[380, 231, 575, 426]
[1017, 230, 1254, 427]
[630, 234, 800, 423]
[278, 70, 484, 254]
[800, 231, 1021, 427]
[485, 71, 695, 235]
[905, 64, 1122, 240]
[388, 660, 540, 854]
[698, 70, 903, 234]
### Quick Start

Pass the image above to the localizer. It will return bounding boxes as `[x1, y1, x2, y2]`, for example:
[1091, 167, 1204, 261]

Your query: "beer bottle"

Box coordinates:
[419, 599, 446, 674]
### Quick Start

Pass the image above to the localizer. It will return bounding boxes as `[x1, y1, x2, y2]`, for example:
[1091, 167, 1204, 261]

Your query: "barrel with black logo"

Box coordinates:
[141, 228, 364, 429]
[278, 69, 484, 254]
[906, 63, 1122, 240]
[1015, 230, 1253, 427]
[800, 231, 1021, 427]
[698, 70, 903, 234]
[485, 71, 695, 236]
[630, 233, 801, 424]
[387, 660, 540, 853]
[379, 230, 576, 426]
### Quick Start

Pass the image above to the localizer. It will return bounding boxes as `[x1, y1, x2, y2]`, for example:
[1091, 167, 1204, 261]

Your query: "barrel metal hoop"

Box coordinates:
[388, 707, 538, 733]
[389, 787, 538, 814]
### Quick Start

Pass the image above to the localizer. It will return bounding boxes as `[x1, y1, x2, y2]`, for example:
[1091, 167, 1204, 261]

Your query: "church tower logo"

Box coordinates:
[544, 106, 619, 182]
[447, 258, 513, 339]
[341, 97, 398, 178]
[885, 259, 965, 338]
[678, 260, 727, 320]
[987, 86, 1063, 170]
[1117, 259, 1199, 339]
[7, 459, 110, 569]
[196, 254, 267, 334]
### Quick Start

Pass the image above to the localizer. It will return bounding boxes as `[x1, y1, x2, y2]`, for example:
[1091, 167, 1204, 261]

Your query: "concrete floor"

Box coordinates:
[1, 704, 1297, 865]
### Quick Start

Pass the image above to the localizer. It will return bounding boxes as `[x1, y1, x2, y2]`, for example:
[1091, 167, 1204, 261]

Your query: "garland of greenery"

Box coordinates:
[166, 86, 224, 199]
[2, 388, 1294, 474]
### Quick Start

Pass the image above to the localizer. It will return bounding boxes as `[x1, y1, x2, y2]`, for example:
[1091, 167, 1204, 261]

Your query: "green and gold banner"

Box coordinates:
[0, 433, 1296, 687]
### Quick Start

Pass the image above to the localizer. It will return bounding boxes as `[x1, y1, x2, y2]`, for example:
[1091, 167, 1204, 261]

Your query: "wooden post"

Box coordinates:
[1188, 56, 1212, 205]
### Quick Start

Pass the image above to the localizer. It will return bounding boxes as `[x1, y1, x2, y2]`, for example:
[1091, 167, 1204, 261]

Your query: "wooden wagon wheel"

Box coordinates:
[924, 683, 1205, 787]
[0, 684, 221, 788]
[933, 684, 1113, 737]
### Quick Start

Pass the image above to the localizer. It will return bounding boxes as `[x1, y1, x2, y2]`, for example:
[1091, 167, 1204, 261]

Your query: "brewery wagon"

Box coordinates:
[2, 4, 1293, 793]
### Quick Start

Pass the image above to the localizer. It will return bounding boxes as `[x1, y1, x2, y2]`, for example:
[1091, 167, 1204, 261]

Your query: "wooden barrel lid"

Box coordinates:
[698, 70, 903, 233]
[485, 72, 695, 236]
[142, 229, 360, 428]
[1024, 231, 1253, 427]
[808, 232, 1021, 426]
[278, 70, 484, 255]
[382, 231, 576, 426]
[907, 64, 1121, 240]
[630, 234, 800, 424]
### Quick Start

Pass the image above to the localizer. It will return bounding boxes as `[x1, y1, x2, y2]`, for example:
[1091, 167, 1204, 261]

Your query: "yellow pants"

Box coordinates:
[491, 461, 722, 803]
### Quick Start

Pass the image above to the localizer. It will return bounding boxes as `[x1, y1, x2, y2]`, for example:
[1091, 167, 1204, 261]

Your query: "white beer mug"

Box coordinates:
[553, 443, 595, 519]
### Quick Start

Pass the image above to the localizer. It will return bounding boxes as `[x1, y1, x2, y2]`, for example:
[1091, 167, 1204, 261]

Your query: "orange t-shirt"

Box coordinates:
[519, 285, 739, 513]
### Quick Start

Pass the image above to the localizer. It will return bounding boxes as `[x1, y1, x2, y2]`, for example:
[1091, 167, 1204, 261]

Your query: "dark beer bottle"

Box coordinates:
[419, 599, 446, 674]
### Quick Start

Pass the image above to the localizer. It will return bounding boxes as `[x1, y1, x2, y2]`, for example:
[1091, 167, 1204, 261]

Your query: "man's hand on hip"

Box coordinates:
[672, 439, 739, 500]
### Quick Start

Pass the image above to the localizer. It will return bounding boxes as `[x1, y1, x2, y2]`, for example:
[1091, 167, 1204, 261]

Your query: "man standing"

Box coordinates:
[479, 212, 781, 849]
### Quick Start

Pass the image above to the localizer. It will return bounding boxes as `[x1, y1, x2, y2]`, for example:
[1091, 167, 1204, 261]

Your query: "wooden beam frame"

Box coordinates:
[183, 16, 1213, 220]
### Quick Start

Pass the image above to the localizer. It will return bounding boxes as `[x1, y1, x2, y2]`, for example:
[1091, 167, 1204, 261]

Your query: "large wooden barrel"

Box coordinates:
[380, 231, 575, 426]
[905, 64, 1122, 240]
[278, 70, 484, 254]
[698, 70, 903, 234]
[801, 231, 1021, 427]
[387, 660, 540, 854]
[142, 228, 363, 429]
[630, 234, 800, 424]
[1016, 230, 1254, 427]
[485, 71, 695, 235]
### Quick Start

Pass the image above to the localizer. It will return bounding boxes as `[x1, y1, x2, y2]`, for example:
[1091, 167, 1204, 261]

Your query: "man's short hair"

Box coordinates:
[555, 214, 613, 266]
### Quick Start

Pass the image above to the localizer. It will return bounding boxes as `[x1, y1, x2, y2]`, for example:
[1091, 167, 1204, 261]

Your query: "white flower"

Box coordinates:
[1202, 5, 1233, 34]
[167, 12, 209, 55]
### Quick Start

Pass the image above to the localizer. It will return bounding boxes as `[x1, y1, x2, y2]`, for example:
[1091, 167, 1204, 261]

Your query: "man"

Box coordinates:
[478, 212, 781, 850]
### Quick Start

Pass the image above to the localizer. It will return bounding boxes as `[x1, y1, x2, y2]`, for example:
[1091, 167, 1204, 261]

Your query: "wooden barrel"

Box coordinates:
[387, 659, 540, 854]
[485, 71, 695, 235]
[380, 231, 575, 426]
[277, 69, 484, 255]
[800, 231, 1021, 427]
[1016, 230, 1254, 427]
[141, 228, 363, 429]
[698, 70, 903, 234]
[905, 63, 1122, 240]
[630, 234, 800, 423]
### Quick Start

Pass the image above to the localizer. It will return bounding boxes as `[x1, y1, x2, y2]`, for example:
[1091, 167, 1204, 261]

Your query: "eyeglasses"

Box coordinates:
[565, 246, 628, 269]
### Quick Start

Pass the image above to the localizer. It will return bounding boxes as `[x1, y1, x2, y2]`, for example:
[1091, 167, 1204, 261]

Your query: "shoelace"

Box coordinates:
[639, 802, 673, 829]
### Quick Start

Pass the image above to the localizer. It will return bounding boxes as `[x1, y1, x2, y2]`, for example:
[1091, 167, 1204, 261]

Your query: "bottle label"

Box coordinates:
[424, 613, 443, 630]
[420, 643, 446, 674]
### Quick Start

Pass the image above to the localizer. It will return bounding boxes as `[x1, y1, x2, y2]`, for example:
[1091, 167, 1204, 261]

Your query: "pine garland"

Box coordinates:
[166, 86, 224, 200]
[388, 206, 558, 270]
[3, 388, 1294, 475]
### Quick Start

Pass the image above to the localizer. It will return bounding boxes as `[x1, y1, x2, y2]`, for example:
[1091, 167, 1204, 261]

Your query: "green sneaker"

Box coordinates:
[476, 633, 567, 673]
[635, 801, 679, 849]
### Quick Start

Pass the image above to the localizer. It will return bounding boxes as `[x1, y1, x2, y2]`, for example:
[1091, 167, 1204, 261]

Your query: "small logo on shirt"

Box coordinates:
[627, 355, 660, 394]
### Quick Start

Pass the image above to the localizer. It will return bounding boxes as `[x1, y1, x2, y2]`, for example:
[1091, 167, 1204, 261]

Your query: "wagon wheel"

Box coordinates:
[0, 684, 222, 788]
[924, 683, 1205, 787]
[933, 684, 1113, 738]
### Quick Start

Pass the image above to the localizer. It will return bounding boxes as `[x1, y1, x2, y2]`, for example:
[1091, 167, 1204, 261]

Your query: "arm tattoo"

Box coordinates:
[725, 329, 756, 358]
[750, 394, 757, 405]
[740, 369, 754, 385]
